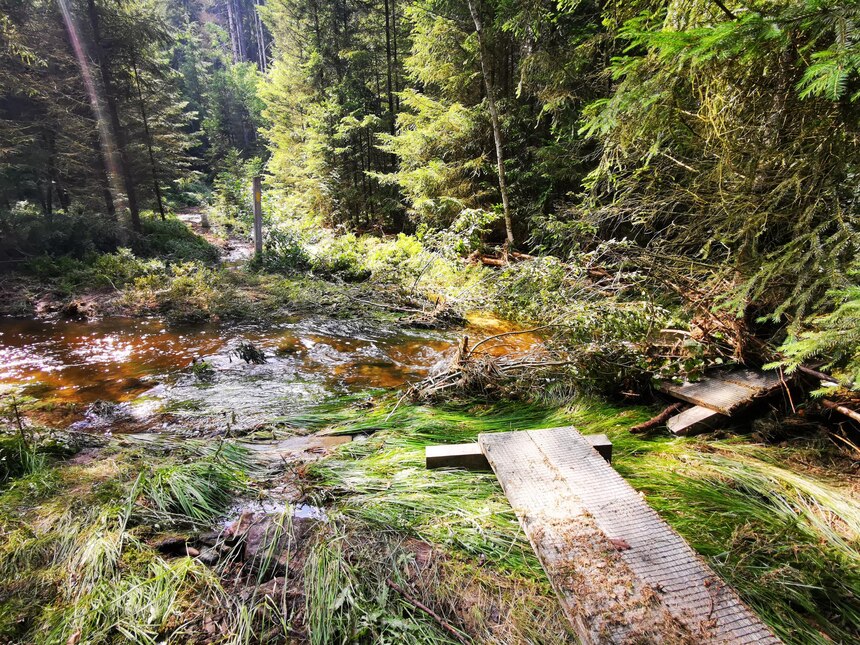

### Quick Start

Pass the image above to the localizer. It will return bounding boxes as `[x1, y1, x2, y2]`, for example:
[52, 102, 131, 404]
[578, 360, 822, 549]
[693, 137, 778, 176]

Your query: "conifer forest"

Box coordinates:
[0, 1, 859, 643]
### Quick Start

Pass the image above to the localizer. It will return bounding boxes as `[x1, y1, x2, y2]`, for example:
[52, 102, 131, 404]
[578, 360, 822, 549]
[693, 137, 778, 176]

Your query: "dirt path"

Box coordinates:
[176, 207, 254, 266]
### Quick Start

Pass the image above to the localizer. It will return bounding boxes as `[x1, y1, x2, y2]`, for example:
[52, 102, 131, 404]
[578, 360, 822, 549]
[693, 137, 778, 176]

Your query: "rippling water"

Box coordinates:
[0, 314, 540, 431]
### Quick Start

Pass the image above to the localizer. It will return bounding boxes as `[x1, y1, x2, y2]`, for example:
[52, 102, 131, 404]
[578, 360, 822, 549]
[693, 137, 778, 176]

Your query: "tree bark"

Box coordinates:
[226, 0, 240, 63]
[383, 0, 395, 134]
[467, 0, 514, 247]
[391, 0, 399, 109]
[86, 0, 141, 232]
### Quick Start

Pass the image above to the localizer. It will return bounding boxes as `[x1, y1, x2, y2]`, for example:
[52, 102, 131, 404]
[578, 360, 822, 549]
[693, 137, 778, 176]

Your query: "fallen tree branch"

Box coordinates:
[797, 365, 839, 385]
[386, 579, 471, 644]
[630, 403, 684, 434]
[822, 399, 860, 425]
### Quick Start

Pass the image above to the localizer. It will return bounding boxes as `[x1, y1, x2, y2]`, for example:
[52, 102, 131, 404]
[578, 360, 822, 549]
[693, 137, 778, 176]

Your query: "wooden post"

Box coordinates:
[252, 176, 263, 257]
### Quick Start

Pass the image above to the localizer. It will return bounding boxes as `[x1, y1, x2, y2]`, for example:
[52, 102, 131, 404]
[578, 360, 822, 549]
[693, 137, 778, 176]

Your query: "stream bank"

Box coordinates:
[0, 216, 858, 645]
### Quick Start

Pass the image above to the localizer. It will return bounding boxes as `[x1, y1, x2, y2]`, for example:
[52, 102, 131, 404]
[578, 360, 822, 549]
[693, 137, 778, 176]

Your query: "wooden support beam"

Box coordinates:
[426, 434, 612, 470]
[666, 406, 727, 436]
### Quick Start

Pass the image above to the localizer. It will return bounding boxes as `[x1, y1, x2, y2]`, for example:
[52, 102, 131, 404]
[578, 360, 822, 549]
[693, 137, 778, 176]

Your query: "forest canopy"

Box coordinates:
[1, 0, 859, 382]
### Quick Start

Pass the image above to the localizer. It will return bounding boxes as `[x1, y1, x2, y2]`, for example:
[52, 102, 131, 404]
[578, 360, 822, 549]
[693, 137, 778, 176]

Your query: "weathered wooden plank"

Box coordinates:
[480, 426, 781, 644]
[666, 406, 727, 436]
[529, 427, 779, 643]
[659, 378, 758, 414]
[479, 430, 689, 643]
[714, 368, 782, 391]
[426, 434, 612, 470]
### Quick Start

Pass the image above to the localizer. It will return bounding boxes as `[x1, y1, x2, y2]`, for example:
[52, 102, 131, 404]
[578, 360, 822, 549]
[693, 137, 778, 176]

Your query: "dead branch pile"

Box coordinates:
[399, 298, 467, 330]
[410, 332, 569, 401]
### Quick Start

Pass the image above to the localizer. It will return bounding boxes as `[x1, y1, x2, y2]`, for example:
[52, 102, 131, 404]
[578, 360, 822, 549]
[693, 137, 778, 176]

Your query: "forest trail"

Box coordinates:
[176, 207, 254, 266]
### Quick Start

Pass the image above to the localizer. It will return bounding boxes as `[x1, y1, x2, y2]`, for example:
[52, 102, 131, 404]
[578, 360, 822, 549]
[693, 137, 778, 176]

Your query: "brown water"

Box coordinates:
[0, 314, 540, 431]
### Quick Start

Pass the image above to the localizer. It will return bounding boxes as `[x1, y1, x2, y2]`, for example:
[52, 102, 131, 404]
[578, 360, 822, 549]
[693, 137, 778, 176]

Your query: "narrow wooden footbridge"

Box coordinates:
[428, 427, 781, 643]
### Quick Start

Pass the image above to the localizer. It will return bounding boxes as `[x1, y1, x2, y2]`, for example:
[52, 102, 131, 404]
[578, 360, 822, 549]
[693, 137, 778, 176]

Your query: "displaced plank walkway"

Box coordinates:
[479, 426, 780, 644]
[660, 368, 785, 435]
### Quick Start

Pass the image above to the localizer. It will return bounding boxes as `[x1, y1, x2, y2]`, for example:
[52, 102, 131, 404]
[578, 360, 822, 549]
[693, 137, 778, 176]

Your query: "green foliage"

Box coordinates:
[579, 0, 860, 357]
[261, 224, 310, 272]
[0, 203, 122, 263]
[779, 281, 860, 386]
[134, 216, 220, 263]
[212, 150, 263, 230]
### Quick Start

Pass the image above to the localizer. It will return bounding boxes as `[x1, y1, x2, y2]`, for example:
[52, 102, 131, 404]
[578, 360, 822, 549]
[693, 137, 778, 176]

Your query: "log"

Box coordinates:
[822, 399, 860, 425]
[630, 403, 684, 434]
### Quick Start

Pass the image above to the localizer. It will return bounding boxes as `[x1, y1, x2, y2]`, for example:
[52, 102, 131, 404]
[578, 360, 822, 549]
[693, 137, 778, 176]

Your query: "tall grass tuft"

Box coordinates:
[139, 441, 251, 523]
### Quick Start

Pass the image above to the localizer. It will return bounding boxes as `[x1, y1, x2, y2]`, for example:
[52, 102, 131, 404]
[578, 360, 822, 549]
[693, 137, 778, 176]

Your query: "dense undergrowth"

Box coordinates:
[0, 397, 857, 644]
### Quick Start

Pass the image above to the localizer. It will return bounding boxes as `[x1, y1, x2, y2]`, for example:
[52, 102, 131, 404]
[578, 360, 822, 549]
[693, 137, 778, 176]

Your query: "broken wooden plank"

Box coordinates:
[659, 378, 758, 415]
[666, 406, 727, 436]
[659, 368, 786, 416]
[426, 434, 611, 470]
[479, 426, 780, 644]
[426, 443, 491, 470]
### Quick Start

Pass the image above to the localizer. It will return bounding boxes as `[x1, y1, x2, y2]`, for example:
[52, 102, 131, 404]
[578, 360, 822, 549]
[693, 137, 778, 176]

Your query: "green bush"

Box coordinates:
[310, 233, 371, 282]
[0, 202, 121, 262]
[261, 225, 309, 272]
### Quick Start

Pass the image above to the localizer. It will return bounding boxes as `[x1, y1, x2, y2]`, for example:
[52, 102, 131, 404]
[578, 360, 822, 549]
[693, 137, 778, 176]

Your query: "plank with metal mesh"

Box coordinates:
[479, 426, 781, 644]
[659, 379, 758, 414]
[714, 368, 782, 390]
[659, 368, 785, 415]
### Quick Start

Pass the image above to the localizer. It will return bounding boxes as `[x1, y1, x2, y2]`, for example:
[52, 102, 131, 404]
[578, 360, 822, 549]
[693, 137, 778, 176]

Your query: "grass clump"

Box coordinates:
[139, 442, 251, 523]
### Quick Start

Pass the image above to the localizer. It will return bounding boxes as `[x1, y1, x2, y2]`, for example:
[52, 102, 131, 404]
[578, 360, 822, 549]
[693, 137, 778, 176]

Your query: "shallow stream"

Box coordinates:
[0, 314, 539, 433]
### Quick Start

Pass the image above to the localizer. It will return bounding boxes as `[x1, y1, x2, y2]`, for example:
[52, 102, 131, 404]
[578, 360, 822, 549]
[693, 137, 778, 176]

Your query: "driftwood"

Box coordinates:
[385, 579, 470, 645]
[630, 403, 685, 434]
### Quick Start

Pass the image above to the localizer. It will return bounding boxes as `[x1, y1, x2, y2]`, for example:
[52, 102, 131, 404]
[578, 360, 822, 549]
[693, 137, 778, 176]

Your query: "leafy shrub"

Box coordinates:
[90, 249, 165, 288]
[261, 225, 309, 272]
[310, 233, 371, 282]
[129, 262, 236, 322]
[211, 150, 262, 231]
[0, 202, 121, 262]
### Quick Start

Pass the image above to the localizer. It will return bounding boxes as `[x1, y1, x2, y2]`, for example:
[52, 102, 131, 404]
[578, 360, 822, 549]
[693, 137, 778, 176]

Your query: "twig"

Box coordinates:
[797, 365, 839, 385]
[385, 579, 471, 644]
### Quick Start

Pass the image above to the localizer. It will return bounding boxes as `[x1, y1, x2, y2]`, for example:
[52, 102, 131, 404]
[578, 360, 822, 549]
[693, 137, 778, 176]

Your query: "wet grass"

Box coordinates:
[0, 397, 857, 644]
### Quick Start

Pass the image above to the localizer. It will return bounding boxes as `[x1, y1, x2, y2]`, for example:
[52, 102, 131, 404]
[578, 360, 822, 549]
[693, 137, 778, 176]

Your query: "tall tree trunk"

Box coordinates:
[86, 0, 141, 232]
[233, 0, 247, 62]
[255, 5, 267, 72]
[383, 0, 395, 135]
[467, 0, 514, 247]
[226, 0, 239, 63]
[132, 59, 165, 220]
[92, 136, 116, 218]
[44, 129, 55, 220]
[391, 0, 399, 110]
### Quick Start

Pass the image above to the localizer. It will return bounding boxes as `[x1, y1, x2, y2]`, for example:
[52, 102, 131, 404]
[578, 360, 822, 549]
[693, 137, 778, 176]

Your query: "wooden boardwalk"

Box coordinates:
[479, 426, 780, 644]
